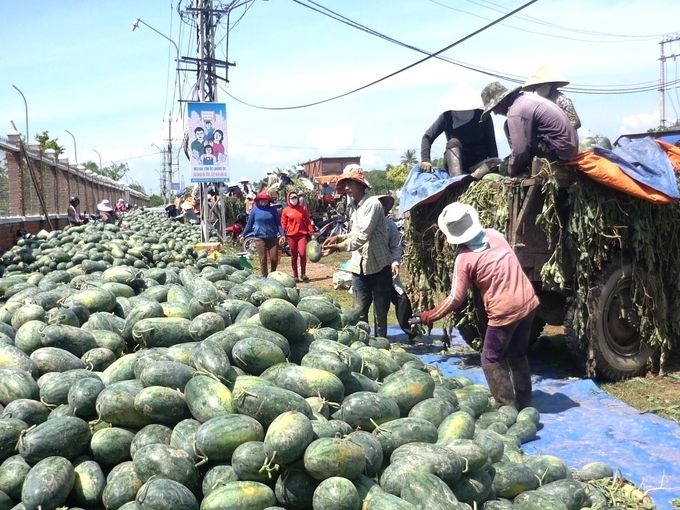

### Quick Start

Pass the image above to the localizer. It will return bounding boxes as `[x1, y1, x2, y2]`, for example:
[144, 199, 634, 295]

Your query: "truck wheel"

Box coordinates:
[587, 261, 662, 380]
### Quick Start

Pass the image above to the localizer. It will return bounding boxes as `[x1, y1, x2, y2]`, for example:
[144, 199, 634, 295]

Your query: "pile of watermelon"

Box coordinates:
[0, 212, 650, 509]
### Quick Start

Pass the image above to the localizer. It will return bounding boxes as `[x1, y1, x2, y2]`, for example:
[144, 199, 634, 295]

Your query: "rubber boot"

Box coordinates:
[444, 146, 463, 177]
[508, 356, 533, 410]
[482, 362, 515, 408]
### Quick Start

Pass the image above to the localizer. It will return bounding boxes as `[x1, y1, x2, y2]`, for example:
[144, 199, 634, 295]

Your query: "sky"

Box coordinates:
[2, 0, 680, 196]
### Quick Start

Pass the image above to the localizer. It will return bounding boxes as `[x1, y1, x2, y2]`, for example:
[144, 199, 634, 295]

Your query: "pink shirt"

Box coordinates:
[446, 229, 538, 327]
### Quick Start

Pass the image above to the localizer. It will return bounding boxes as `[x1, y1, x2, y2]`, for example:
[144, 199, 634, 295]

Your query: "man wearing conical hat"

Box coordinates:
[480, 81, 579, 177]
[420, 90, 498, 177]
[523, 64, 581, 129]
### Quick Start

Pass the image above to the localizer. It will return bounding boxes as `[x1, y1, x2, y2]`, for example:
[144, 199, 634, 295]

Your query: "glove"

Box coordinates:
[419, 161, 432, 172]
[419, 309, 435, 326]
[408, 315, 421, 326]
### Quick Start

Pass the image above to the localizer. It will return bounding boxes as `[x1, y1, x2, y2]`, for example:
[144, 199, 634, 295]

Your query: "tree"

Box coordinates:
[400, 149, 418, 167]
[83, 161, 130, 181]
[129, 182, 146, 194]
[34, 131, 65, 156]
[364, 170, 394, 195]
[149, 194, 164, 207]
[386, 164, 409, 189]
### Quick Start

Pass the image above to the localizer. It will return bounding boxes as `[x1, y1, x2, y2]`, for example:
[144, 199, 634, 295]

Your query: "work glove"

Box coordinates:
[419, 161, 432, 172]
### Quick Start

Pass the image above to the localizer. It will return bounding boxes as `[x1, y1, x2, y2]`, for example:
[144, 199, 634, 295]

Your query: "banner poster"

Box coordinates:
[187, 102, 228, 183]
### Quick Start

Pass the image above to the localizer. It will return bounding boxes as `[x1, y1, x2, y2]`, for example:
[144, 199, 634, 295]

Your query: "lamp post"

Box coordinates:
[11, 85, 29, 142]
[131, 18, 180, 65]
[65, 129, 78, 164]
[93, 149, 102, 170]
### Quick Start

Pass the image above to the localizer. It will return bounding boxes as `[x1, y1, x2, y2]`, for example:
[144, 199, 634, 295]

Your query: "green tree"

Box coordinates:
[149, 194, 164, 207]
[364, 170, 394, 195]
[34, 131, 65, 156]
[83, 161, 130, 181]
[400, 149, 418, 167]
[129, 182, 146, 194]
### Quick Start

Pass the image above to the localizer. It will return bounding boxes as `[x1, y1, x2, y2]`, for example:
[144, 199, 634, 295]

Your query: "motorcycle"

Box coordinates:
[315, 214, 349, 245]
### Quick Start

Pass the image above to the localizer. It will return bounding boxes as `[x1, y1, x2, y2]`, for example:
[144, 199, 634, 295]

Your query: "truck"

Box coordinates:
[403, 154, 679, 380]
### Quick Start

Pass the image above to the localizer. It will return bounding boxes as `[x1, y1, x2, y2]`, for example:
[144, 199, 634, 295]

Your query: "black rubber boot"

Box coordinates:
[482, 362, 515, 408]
[508, 356, 533, 410]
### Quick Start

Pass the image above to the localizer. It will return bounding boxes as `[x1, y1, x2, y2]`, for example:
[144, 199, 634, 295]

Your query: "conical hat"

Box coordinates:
[523, 64, 569, 88]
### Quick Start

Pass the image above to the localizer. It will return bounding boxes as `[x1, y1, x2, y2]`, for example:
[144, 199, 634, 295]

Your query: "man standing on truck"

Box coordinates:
[416, 202, 539, 409]
[480, 81, 578, 177]
[420, 95, 498, 177]
[322, 166, 392, 338]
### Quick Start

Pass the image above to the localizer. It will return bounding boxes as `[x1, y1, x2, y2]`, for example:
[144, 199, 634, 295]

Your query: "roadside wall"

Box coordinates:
[0, 134, 149, 251]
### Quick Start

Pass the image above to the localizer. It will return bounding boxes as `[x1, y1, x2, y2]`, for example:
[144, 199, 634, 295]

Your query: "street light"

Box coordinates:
[11, 85, 29, 142]
[65, 129, 78, 164]
[93, 149, 102, 169]
[131, 18, 180, 65]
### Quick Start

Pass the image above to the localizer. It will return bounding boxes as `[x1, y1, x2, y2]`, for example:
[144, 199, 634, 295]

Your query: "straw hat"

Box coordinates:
[97, 200, 113, 212]
[480, 82, 521, 120]
[437, 202, 483, 245]
[523, 64, 569, 89]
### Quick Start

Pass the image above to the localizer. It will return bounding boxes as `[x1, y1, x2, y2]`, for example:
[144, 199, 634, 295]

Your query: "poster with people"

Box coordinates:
[187, 102, 228, 183]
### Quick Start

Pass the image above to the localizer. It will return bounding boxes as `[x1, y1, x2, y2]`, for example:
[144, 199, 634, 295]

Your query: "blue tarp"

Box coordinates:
[398, 164, 472, 215]
[595, 136, 680, 199]
[386, 326, 680, 509]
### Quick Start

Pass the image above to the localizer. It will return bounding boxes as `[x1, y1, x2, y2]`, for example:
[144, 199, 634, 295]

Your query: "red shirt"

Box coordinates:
[281, 194, 314, 237]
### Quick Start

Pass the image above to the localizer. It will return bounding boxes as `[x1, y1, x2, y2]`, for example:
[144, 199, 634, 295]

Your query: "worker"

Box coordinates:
[240, 191, 283, 277]
[322, 166, 392, 338]
[281, 190, 315, 282]
[522, 64, 581, 130]
[377, 195, 419, 343]
[416, 202, 538, 409]
[420, 94, 498, 177]
[480, 81, 579, 177]
[67, 196, 85, 226]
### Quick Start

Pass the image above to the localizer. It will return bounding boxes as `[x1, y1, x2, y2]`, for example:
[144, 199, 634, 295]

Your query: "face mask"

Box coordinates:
[290, 198, 299, 205]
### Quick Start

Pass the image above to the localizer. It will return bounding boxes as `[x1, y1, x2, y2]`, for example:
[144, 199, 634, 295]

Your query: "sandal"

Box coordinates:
[301, 275, 310, 282]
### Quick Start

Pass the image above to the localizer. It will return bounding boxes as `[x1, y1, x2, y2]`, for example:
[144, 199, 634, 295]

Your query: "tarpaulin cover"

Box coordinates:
[398, 164, 472, 215]
[596, 136, 679, 199]
[387, 326, 680, 509]
[657, 139, 680, 172]
[571, 151, 674, 204]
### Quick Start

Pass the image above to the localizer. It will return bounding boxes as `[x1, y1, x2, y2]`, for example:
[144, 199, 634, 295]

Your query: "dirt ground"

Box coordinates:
[268, 251, 680, 425]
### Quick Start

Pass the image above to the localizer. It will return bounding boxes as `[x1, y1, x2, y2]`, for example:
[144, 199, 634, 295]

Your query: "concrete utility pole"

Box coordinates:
[659, 33, 680, 128]
[166, 115, 173, 199]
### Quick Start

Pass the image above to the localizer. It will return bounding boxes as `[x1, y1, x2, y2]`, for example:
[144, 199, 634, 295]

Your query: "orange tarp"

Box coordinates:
[570, 150, 674, 204]
[656, 139, 680, 173]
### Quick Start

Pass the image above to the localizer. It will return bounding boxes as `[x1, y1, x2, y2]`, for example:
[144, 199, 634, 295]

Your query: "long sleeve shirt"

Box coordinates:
[242, 205, 283, 240]
[421, 109, 498, 170]
[281, 193, 315, 237]
[550, 90, 581, 130]
[506, 93, 579, 176]
[385, 215, 402, 265]
[337, 195, 391, 276]
[426, 229, 539, 327]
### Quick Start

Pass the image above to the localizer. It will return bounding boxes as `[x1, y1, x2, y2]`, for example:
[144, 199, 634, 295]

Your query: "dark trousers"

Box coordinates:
[255, 237, 278, 276]
[481, 311, 535, 366]
[352, 266, 392, 338]
[391, 285, 415, 338]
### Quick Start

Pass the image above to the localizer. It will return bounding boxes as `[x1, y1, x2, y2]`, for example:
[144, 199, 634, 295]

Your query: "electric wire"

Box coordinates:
[291, 0, 667, 94]
[219, 0, 539, 110]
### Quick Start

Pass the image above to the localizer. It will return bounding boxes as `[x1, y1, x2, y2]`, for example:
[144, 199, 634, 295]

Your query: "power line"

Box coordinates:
[220, 0, 539, 110]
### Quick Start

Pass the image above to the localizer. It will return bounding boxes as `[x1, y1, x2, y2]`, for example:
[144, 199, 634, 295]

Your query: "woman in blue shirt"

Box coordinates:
[241, 192, 283, 276]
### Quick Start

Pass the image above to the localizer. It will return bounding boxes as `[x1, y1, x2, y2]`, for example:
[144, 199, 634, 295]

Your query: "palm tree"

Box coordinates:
[400, 149, 418, 167]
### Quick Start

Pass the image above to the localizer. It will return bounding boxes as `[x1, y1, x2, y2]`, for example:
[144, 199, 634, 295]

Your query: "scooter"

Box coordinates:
[316, 215, 349, 244]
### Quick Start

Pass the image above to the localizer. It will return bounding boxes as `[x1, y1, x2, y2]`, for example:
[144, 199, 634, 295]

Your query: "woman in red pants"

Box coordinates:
[281, 190, 315, 282]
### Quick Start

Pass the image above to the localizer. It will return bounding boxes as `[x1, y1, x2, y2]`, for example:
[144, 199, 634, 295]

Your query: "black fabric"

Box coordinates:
[391, 285, 415, 338]
[352, 266, 392, 337]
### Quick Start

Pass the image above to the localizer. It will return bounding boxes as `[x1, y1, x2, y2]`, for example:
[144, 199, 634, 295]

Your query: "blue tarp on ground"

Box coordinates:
[386, 326, 680, 508]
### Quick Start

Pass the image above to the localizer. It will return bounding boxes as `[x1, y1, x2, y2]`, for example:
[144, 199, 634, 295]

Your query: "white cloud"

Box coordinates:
[620, 110, 660, 134]
[306, 124, 354, 154]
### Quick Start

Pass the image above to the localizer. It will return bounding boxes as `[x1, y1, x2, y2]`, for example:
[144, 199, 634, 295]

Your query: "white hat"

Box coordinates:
[97, 200, 113, 212]
[437, 202, 483, 245]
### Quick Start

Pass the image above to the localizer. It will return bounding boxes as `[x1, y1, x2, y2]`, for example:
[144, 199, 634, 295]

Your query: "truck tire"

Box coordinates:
[587, 261, 662, 380]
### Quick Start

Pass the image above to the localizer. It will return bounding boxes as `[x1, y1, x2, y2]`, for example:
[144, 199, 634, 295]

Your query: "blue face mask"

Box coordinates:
[466, 230, 489, 252]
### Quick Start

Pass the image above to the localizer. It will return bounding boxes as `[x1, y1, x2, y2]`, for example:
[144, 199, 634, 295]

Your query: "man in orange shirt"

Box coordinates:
[418, 202, 539, 409]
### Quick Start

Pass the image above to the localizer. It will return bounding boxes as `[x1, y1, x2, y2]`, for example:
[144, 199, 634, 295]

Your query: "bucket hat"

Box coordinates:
[97, 200, 113, 212]
[480, 81, 520, 120]
[338, 166, 371, 189]
[523, 64, 569, 89]
[437, 202, 483, 245]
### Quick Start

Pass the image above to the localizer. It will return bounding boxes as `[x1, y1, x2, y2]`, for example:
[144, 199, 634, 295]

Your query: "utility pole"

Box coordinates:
[166, 115, 173, 199]
[659, 33, 680, 128]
